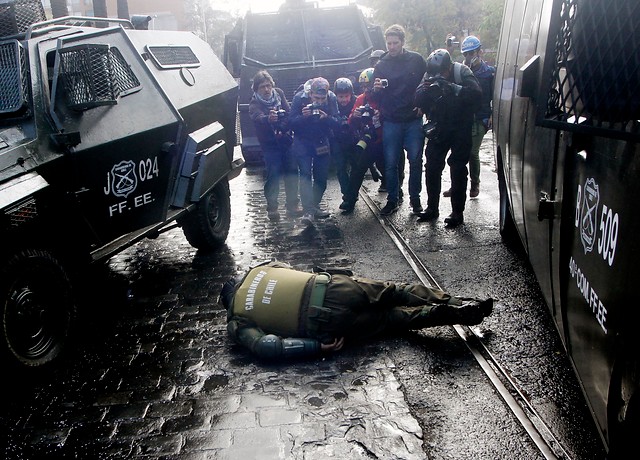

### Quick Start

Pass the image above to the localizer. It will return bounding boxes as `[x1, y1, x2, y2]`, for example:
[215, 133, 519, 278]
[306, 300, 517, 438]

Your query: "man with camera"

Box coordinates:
[220, 260, 493, 361]
[336, 68, 384, 213]
[331, 78, 358, 209]
[415, 49, 481, 227]
[372, 24, 427, 217]
[289, 77, 340, 225]
[249, 71, 301, 221]
[441, 36, 495, 199]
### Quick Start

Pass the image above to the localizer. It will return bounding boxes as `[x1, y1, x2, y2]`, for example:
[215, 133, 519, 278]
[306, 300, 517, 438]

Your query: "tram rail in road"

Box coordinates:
[359, 189, 570, 460]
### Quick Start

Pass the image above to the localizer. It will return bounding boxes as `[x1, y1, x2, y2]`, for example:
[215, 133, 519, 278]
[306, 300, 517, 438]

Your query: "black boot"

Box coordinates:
[423, 299, 493, 326]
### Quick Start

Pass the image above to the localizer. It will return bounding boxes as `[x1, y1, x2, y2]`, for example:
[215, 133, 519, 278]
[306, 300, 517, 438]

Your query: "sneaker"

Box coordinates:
[267, 210, 280, 221]
[314, 207, 330, 219]
[470, 183, 480, 198]
[301, 213, 314, 226]
[379, 201, 399, 216]
[341, 202, 355, 213]
[417, 208, 439, 222]
[410, 198, 423, 214]
[444, 212, 464, 227]
[443, 188, 452, 197]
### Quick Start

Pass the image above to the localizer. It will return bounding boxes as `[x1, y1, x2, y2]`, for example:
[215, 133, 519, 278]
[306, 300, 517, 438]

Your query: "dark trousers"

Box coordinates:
[424, 128, 472, 213]
[344, 142, 382, 204]
[293, 138, 330, 212]
[263, 145, 299, 211]
[306, 274, 454, 343]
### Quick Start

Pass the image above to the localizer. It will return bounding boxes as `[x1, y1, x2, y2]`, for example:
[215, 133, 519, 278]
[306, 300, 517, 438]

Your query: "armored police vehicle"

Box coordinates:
[0, 0, 242, 370]
[494, 0, 639, 454]
[223, 0, 385, 164]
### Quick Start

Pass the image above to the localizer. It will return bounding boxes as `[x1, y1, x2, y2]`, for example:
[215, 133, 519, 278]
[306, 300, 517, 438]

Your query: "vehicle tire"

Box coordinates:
[497, 161, 518, 244]
[607, 358, 639, 458]
[179, 179, 231, 250]
[0, 249, 75, 369]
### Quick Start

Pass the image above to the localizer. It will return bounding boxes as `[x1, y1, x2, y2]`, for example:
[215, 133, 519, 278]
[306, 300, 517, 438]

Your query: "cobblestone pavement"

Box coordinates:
[1, 151, 427, 459]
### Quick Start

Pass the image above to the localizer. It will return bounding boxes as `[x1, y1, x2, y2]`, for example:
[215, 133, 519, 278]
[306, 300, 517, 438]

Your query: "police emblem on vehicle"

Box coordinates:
[107, 160, 138, 198]
[580, 178, 600, 254]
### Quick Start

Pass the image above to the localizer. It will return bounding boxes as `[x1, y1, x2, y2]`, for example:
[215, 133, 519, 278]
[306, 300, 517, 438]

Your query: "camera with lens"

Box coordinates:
[358, 104, 373, 119]
[274, 108, 288, 131]
[379, 79, 389, 88]
[306, 103, 322, 118]
[356, 124, 376, 151]
[422, 120, 438, 140]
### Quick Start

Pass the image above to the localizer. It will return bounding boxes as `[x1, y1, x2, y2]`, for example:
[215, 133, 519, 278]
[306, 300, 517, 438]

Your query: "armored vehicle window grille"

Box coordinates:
[0, 40, 29, 115]
[540, 0, 640, 141]
[147, 46, 200, 69]
[0, 0, 46, 39]
[244, 8, 370, 65]
[58, 44, 141, 110]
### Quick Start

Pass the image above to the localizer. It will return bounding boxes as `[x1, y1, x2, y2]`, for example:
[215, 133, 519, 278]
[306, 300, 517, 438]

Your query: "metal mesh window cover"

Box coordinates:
[0, 0, 46, 39]
[0, 39, 29, 114]
[539, 0, 640, 141]
[147, 46, 200, 69]
[58, 44, 141, 110]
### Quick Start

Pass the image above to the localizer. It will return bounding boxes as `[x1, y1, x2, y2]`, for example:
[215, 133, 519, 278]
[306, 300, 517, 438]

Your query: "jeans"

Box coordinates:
[263, 145, 299, 211]
[293, 138, 330, 213]
[424, 128, 472, 213]
[382, 119, 424, 203]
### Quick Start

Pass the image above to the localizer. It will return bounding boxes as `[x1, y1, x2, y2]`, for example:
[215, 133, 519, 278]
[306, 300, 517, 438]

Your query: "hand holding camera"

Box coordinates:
[304, 103, 324, 119]
[373, 78, 388, 91]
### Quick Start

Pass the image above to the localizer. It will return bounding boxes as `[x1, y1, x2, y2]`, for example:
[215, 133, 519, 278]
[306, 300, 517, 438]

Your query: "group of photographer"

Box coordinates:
[249, 24, 492, 228]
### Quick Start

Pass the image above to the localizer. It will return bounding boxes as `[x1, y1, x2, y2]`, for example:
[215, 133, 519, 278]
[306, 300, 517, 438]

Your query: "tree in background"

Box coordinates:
[50, 0, 69, 18]
[185, 0, 236, 58]
[364, 0, 503, 60]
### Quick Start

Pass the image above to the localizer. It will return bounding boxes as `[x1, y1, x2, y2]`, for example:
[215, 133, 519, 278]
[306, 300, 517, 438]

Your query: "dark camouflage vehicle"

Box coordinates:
[494, 0, 639, 454]
[0, 0, 242, 370]
[223, 0, 385, 164]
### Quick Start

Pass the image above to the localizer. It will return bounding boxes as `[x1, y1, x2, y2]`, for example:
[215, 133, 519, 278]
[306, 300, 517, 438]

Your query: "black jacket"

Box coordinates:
[372, 49, 427, 123]
[415, 63, 482, 132]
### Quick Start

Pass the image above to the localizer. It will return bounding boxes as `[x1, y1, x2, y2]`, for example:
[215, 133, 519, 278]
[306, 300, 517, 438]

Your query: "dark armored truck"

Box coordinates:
[0, 0, 243, 370]
[494, 0, 639, 454]
[223, 0, 385, 164]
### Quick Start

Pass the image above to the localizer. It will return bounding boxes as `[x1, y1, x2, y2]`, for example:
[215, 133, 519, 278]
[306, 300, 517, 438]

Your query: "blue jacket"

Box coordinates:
[473, 60, 495, 125]
[289, 90, 340, 143]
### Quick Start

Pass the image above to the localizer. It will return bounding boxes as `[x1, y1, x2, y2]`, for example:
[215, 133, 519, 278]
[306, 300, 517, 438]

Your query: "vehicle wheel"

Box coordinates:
[0, 249, 75, 369]
[179, 179, 231, 250]
[607, 358, 639, 458]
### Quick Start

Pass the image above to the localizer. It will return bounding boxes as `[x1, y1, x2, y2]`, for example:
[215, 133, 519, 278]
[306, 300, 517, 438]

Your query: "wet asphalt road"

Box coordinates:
[1, 135, 606, 459]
